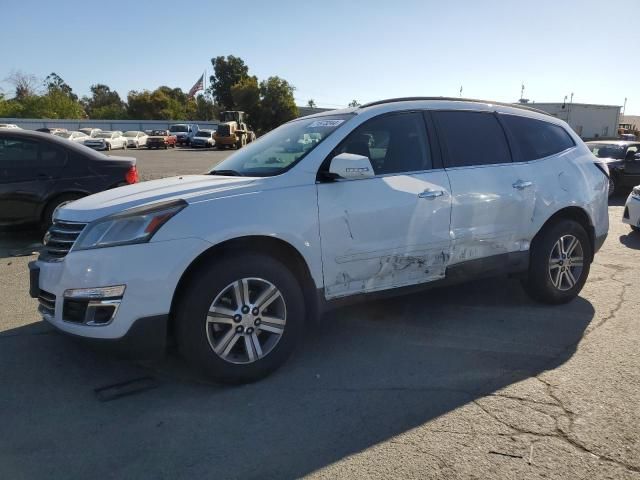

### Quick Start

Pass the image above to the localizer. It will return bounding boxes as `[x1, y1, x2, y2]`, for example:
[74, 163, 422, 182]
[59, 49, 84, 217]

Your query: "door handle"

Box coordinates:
[512, 180, 533, 190]
[418, 189, 444, 199]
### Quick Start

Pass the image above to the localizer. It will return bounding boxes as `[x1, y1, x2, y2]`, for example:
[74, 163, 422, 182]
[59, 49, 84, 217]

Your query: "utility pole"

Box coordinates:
[520, 82, 525, 101]
[459, 85, 463, 97]
[568, 92, 574, 124]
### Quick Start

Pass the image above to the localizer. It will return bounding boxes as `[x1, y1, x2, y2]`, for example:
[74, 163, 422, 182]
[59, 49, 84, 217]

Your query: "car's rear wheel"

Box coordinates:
[41, 193, 84, 231]
[175, 253, 305, 384]
[521, 219, 592, 304]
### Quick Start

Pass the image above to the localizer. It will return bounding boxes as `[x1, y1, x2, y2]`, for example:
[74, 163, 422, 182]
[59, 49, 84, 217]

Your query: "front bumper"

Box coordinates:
[85, 143, 107, 150]
[623, 194, 640, 228]
[32, 237, 211, 343]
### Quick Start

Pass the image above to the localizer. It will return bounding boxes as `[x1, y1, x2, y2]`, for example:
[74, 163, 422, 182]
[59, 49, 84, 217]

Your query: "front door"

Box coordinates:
[317, 111, 452, 299]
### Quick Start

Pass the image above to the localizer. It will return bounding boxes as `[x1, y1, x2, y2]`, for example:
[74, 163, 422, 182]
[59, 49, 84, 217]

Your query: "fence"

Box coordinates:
[0, 118, 221, 131]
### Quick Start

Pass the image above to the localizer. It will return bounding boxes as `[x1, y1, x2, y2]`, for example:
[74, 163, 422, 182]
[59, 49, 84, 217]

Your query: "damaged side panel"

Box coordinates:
[317, 171, 453, 300]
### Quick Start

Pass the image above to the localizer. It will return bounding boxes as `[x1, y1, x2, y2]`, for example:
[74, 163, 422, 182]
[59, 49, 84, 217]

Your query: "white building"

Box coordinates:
[523, 102, 620, 140]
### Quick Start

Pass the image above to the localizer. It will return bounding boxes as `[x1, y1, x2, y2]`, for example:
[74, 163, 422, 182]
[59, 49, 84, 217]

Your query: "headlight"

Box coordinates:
[73, 199, 187, 251]
[632, 186, 640, 200]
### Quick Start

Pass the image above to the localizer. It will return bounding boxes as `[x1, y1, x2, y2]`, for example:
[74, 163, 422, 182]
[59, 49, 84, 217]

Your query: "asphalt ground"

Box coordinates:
[0, 149, 639, 479]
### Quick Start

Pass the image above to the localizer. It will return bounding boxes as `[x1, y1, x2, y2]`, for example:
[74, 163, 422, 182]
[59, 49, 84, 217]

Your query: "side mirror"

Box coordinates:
[329, 153, 375, 180]
[634, 153, 640, 161]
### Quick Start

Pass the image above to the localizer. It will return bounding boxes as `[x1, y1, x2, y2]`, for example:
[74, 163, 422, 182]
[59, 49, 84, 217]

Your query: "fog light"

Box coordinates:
[64, 285, 125, 299]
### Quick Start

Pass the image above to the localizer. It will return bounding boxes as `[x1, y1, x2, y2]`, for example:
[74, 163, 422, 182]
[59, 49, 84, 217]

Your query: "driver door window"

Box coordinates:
[332, 112, 432, 175]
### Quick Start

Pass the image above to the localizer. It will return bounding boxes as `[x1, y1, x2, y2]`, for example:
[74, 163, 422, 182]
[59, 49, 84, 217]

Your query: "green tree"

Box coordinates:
[127, 86, 190, 120]
[44, 72, 77, 101]
[209, 55, 249, 110]
[258, 76, 298, 132]
[230, 75, 261, 127]
[348, 99, 360, 107]
[192, 94, 219, 121]
[307, 99, 316, 108]
[82, 84, 127, 119]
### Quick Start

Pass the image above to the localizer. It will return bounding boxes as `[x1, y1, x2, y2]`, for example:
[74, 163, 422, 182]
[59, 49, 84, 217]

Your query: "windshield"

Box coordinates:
[195, 131, 212, 137]
[95, 132, 113, 138]
[123, 131, 139, 137]
[210, 114, 353, 177]
[588, 143, 627, 160]
[54, 132, 71, 139]
[151, 130, 166, 136]
[169, 125, 188, 132]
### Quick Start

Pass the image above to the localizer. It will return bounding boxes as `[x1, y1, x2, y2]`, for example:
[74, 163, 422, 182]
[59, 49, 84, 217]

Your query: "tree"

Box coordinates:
[230, 76, 261, 127]
[258, 76, 298, 132]
[192, 94, 219, 121]
[82, 84, 127, 119]
[4, 70, 39, 99]
[127, 86, 190, 120]
[44, 72, 77, 101]
[209, 55, 249, 110]
[307, 99, 317, 108]
[348, 99, 360, 107]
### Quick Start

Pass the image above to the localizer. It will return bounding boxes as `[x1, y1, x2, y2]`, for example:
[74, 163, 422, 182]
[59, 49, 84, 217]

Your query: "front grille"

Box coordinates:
[41, 220, 87, 261]
[38, 290, 56, 317]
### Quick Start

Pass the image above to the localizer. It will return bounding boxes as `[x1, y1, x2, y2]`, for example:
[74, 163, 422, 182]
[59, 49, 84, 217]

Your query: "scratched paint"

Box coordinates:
[327, 250, 449, 298]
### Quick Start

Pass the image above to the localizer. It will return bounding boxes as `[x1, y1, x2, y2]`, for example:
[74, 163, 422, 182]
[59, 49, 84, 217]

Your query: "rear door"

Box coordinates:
[0, 137, 66, 225]
[317, 111, 452, 299]
[432, 110, 535, 269]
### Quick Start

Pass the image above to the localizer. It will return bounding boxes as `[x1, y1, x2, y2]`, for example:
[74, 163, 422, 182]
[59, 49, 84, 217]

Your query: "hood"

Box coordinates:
[57, 174, 258, 223]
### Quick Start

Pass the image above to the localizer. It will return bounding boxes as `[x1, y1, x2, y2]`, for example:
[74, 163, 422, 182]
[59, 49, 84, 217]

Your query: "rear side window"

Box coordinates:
[500, 114, 575, 161]
[433, 111, 511, 167]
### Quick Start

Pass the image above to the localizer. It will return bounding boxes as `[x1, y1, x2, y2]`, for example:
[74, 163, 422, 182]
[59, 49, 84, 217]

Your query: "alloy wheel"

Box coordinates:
[548, 234, 584, 291]
[205, 278, 287, 364]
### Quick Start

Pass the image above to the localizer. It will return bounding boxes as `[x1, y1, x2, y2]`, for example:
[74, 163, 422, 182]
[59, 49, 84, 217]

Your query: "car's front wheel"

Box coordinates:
[175, 253, 305, 384]
[521, 219, 592, 304]
[608, 174, 617, 197]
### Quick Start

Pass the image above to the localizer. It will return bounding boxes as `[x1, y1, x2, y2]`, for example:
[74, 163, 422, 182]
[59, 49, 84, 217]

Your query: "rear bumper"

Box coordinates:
[622, 194, 640, 228]
[594, 232, 608, 253]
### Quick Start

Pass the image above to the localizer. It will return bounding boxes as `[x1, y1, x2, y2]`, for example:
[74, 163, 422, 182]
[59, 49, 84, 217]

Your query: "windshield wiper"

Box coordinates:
[209, 169, 245, 177]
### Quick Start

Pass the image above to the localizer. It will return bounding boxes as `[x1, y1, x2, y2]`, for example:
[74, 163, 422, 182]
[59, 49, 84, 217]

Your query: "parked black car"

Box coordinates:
[586, 140, 640, 196]
[0, 130, 138, 229]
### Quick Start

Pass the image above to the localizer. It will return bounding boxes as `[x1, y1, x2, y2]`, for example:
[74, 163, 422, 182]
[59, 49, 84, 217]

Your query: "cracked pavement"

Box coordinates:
[0, 193, 638, 479]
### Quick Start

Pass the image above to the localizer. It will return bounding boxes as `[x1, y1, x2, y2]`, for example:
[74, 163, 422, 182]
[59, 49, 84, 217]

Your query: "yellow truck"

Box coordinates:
[214, 111, 256, 149]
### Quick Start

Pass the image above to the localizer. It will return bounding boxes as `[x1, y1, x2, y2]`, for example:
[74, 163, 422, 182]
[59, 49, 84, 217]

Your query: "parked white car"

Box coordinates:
[53, 131, 90, 143]
[78, 128, 102, 138]
[190, 129, 215, 148]
[123, 131, 148, 148]
[83, 131, 127, 151]
[30, 98, 609, 384]
[0, 123, 21, 129]
[623, 185, 640, 232]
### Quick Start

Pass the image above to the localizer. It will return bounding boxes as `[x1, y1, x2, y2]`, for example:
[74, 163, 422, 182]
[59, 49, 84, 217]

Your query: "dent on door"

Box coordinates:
[319, 173, 452, 299]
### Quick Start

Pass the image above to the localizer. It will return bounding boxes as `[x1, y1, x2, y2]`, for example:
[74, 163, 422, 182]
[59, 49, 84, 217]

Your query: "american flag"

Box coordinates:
[188, 74, 204, 98]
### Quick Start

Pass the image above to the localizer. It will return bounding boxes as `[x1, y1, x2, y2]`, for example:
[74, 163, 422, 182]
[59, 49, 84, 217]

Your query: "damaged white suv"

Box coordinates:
[30, 98, 609, 383]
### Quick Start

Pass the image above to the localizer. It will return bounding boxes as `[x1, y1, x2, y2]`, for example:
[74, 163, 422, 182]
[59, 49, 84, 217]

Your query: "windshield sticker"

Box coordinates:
[307, 119, 345, 128]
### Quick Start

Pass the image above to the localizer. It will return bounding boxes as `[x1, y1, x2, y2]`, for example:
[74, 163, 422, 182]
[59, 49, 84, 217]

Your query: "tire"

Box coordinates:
[41, 193, 84, 231]
[175, 253, 305, 384]
[164, 144, 168, 149]
[123, 142, 127, 150]
[631, 225, 640, 233]
[521, 219, 592, 304]
[106, 143, 111, 151]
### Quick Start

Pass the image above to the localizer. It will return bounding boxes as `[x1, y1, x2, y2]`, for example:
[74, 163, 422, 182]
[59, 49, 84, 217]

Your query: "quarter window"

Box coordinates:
[433, 111, 511, 167]
[331, 112, 432, 175]
[500, 114, 575, 161]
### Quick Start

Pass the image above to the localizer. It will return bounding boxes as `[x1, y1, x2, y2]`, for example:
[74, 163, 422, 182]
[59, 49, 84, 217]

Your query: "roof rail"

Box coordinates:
[358, 97, 551, 117]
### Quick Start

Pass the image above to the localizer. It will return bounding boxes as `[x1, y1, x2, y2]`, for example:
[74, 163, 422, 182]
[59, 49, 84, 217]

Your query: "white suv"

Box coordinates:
[29, 98, 609, 383]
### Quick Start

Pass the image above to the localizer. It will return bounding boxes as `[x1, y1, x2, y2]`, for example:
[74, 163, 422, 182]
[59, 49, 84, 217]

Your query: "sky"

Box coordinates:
[2, 0, 639, 113]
